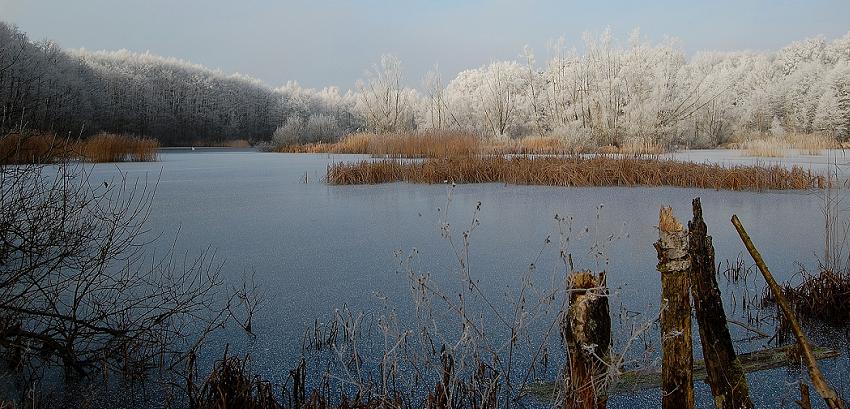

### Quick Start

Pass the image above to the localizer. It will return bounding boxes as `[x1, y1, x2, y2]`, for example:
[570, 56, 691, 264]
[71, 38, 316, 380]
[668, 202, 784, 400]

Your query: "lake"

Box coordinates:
[86, 149, 850, 408]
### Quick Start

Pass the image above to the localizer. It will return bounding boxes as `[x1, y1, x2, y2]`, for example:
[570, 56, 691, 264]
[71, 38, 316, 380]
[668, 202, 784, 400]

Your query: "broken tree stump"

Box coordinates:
[732, 215, 845, 409]
[689, 198, 753, 409]
[561, 271, 611, 409]
[655, 207, 694, 409]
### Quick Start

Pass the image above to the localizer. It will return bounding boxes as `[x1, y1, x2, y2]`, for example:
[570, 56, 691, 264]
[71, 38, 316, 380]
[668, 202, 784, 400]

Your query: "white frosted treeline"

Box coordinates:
[1, 23, 848, 147]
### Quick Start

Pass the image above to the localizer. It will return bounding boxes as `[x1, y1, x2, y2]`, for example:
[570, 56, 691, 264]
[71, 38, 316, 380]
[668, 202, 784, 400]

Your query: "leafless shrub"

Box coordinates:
[0, 137, 256, 404]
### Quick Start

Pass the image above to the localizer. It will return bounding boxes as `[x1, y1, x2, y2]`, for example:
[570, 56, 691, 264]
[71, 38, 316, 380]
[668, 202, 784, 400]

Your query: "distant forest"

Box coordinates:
[1, 21, 848, 147]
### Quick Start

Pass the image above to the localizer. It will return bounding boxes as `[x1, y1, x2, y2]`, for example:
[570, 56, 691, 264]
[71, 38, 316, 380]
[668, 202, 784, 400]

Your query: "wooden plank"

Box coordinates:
[525, 345, 840, 402]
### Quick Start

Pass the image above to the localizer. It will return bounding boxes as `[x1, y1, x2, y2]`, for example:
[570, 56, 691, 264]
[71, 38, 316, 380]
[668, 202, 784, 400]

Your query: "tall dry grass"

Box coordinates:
[485, 136, 582, 155]
[77, 133, 159, 162]
[740, 138, 785, 158]
[328, 156, 825, 191]
[279, 132, 667, 158]
[737, 133, 837, 157]
[1, 132, 159, 164]
[0, 133, 73, 164]
[278, 131, 480, 158]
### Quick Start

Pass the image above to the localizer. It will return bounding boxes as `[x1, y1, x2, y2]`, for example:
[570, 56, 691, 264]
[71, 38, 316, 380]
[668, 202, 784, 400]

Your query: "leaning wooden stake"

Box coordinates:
[689, 199, 753, 409]
[562, 271, 611, 409]
[655, 207, 694, 409]
[731, 215, 844, 409]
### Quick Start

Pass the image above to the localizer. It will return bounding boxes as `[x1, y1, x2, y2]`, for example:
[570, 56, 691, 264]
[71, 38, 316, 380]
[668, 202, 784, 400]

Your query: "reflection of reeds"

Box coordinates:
[328, 156, 824, 191]
[1, 132, 160, 164]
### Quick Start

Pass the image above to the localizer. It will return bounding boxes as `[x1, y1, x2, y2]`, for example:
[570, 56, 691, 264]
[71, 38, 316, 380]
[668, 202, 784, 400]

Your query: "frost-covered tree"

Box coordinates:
[4, 19, 850, 148]
[422, 65, 461, 131]
[272, 116, 304, 146]
[446, 61, 528, 137]
[357, 54, 416, 133]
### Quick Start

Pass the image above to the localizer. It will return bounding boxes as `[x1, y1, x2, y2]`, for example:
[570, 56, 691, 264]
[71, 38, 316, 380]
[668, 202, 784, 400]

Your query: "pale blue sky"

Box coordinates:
[2, 0, 849, 89]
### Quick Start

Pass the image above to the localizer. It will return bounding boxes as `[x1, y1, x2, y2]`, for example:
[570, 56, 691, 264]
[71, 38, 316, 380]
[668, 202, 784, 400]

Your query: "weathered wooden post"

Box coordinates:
[562, 271, 611, 409]
[689, 198, 753, 409]
[655, 207, 694, 409]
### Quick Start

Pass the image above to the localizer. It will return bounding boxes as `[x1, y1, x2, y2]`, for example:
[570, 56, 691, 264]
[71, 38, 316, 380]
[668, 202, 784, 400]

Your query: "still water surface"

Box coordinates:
[88, 149, 849, 408]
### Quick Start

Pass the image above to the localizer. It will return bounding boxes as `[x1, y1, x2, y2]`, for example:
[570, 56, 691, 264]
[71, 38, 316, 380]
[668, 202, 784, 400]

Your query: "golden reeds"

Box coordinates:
[741, 138, 786, 158]
[1, 132, 159, 164]
[737, 133, 837, 157]
[328, 156, 825, 191]
[278, 131, 480, 158]
[278, 132, 669, 158]
[77, 133, 159, 162]
[485, 136, 587, 155]
[0, 133, 73, 164]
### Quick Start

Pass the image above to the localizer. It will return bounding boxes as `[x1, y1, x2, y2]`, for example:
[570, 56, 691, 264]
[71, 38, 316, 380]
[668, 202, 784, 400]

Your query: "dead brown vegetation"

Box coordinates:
[277, 132, 666, 158]
[216, 139, 252, 148]
[730, 133, 838, 157]
[0, 132, 72, 164]
[78, 133, 159, 162]
[763, 266, 850, 326]
[328, 156, 825, 191]
[277, 131, 479, 158]
[0, 132, 159, 164]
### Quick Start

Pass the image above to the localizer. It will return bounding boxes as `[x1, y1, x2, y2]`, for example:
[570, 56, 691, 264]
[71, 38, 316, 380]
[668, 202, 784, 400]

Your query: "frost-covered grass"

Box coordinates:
[277, 131, 479, 157]
[736, 133, 837, 157]
[276, 132, 668, 158]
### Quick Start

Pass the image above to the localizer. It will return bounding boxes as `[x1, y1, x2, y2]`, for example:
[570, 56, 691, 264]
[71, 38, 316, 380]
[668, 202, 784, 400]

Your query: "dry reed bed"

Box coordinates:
[279, 132, 666, 158]
[1, 132, 159, 164]
[763, 268, 850, 326]
[328, 156, 825, 191]
[278, 131, 479, 158]
[734, 133, 838, 157]
[0, 132, 68, 164]
[78, 133, 159, 162]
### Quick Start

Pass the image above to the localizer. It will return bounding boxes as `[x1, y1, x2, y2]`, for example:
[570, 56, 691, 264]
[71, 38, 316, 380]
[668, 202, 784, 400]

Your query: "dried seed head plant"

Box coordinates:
[272, 186, 666, 409]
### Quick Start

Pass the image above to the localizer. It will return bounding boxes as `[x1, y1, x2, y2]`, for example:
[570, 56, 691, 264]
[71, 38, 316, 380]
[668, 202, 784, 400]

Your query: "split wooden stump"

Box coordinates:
[655, 206, 694, 409]
[561, 271, 611, 409]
